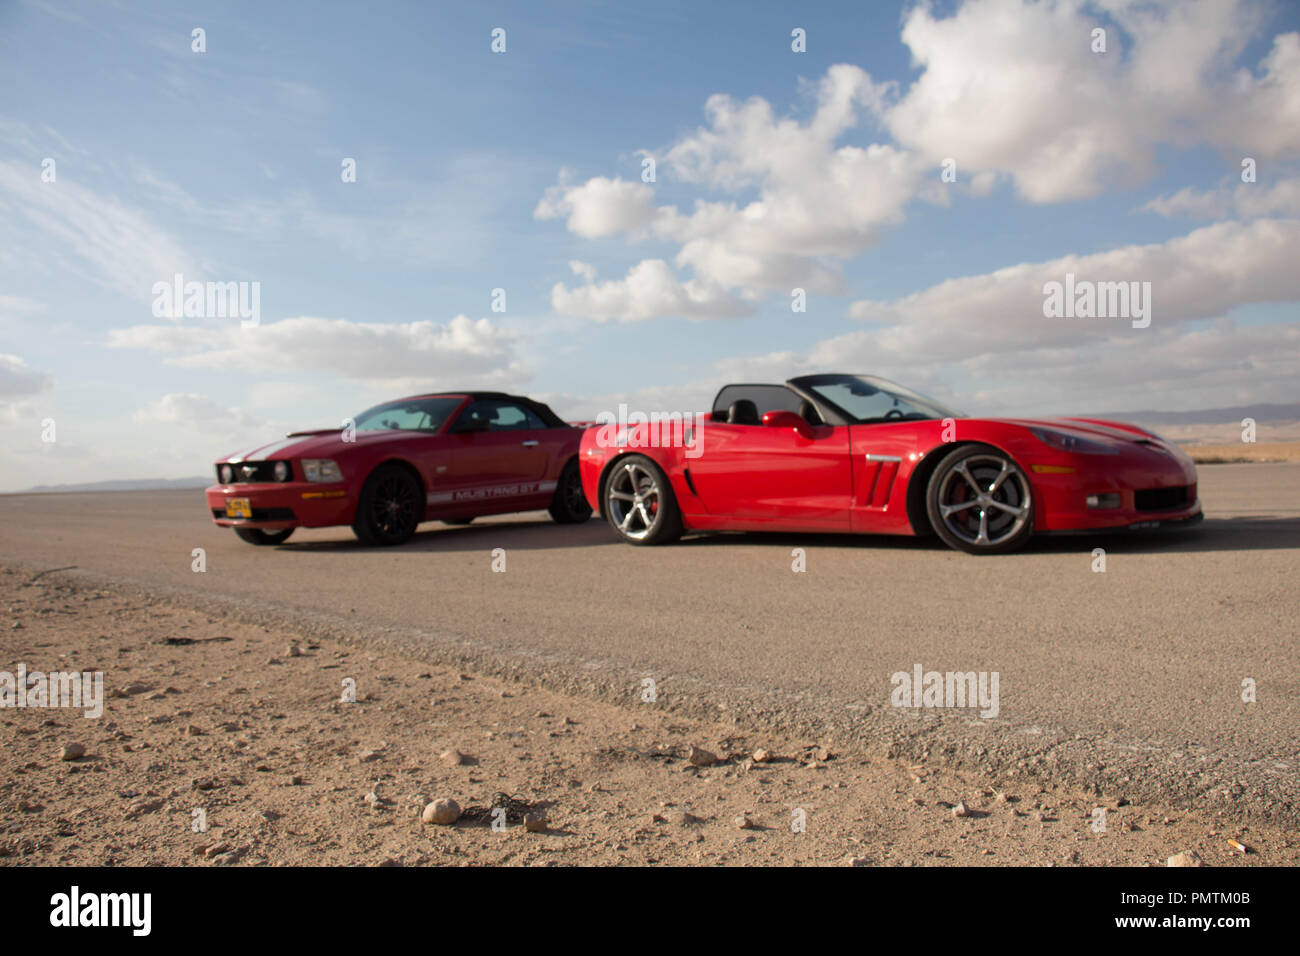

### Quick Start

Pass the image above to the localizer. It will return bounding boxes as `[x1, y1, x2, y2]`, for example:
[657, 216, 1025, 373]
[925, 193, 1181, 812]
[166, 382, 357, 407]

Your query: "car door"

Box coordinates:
[686, 420, 852, 528]
[438, 399, 551, 508]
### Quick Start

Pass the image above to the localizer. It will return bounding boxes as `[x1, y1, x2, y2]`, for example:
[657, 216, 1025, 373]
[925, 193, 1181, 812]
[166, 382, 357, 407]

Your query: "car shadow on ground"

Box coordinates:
[281, 516, 615, 553]
[278, 514, 1299, 555]
[673, 515, 1300, 556]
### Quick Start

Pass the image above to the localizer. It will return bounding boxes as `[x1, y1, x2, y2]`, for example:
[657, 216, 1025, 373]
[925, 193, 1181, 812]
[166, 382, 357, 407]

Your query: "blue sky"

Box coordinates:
[1, 0, 1298, 490]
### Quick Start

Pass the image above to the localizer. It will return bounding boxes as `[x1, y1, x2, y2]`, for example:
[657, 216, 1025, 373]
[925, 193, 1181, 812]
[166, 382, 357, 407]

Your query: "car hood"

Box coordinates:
[988, 417, 1168, 447]
[218, 429, 422, 462]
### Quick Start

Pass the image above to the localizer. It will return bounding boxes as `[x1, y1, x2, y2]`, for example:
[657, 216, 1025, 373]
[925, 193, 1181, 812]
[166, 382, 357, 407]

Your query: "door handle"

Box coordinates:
[521, 440, 539, 447]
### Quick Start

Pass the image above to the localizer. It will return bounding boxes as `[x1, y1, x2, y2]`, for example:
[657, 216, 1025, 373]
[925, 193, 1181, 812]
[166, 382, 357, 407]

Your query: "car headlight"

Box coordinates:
[273, 461, 290, 482]
[218, 464, 233, 484]
[1030, 427, 1118, 455]
[301, 459, 343, 482]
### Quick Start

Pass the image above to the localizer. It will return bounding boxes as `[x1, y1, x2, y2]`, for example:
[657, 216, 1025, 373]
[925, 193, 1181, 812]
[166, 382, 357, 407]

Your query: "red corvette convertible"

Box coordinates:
[579, 373, 1202, 555]
[206, 391, 591, 546]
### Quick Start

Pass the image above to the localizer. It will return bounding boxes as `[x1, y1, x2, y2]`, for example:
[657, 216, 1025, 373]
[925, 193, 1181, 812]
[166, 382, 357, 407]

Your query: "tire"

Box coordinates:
[926, 443, 1034, 555]
[548, 458, 593, 524]
[443, 517, 474, 525]
[351, 464, 423, 546]
[234, 527, 294, 546]
[601, 454, 682, 545]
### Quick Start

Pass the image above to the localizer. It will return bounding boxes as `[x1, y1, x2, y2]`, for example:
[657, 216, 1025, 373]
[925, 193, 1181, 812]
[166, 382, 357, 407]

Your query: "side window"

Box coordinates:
[712, 385, 803, 418]
[459, 400, 546, 432]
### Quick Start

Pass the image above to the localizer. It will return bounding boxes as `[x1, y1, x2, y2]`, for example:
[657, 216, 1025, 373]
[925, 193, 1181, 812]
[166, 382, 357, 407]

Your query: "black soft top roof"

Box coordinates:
[400, 391, 570, 429]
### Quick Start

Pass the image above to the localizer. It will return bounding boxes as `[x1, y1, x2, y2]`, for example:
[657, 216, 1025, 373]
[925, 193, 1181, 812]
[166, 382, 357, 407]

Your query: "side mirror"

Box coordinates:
[763, 410, 814, 440]
[452, 416, 491, 434]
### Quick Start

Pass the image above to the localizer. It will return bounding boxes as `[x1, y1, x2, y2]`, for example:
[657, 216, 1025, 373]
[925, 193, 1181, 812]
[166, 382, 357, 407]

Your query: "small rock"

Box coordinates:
[687, 745, 718, 767]
[421, 798, 461, 825]
[60, 743, 86, 761]
[752, 748, 773, 763]
[286, 644, 302, 658]
[733, 813, 756, 830]
[440, 748, 468, 767]
[523, 812, 547, 833]
[126, 798, 165, 817]
[953, 801, 972, 818]
[1167, 851, 1204, 867]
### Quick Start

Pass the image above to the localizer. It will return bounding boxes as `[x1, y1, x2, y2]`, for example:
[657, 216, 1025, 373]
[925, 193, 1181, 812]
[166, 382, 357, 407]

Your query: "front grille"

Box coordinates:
[212, 507, 297, 521]
[1134, 486, 1190, 512]
[215, 461, 292, 484]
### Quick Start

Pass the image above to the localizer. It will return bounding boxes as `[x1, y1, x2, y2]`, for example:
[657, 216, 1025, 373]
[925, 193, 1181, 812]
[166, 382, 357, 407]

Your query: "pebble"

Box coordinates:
[440, 748, 469, 766]
[687, 745, 718, 767]
[953, 801, 972, 818]
[59, 741, 87, 761]
[422, 798, 461, 825]
[1167, 851, 1204, 867]
[752, 748, 773, 763]
[523, 812, 547, 833]
[733, 813, 756, 830]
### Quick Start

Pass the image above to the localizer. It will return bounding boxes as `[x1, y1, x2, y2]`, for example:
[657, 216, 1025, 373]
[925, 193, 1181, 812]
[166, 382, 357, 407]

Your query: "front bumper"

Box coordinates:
[205, 482, 354, 530]
[1027, 442, 1201, 532]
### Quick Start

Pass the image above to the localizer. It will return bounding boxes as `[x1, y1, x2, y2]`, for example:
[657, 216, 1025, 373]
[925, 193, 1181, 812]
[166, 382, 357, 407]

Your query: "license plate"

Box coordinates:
[225, 498, 252, 519]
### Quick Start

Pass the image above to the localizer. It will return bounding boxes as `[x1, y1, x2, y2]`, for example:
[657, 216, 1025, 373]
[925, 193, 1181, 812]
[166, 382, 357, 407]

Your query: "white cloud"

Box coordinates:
[1141, 177, 1300, 219]
[538, 1, 1300, 316]
[0, 159, 201, 303]
[134, 393, 264, 433]
[884, 0, 1300, 202]
[541, 65, 930, 316]
[550, 259, 752, 322]
[714, 219, 1300, 413]
[106, 314, 526, 387]
[0, 353, 53, 423]
[844, 219, 1300, 361]
[535, 176, 659, 238]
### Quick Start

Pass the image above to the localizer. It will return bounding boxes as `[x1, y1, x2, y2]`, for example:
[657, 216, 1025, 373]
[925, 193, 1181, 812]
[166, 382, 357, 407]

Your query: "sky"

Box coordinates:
[1, 0, 1298, 491]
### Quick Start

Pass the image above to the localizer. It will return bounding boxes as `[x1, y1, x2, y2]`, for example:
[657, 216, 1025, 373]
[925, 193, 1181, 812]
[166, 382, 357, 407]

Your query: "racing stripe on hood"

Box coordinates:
[229, 437, 305, 462]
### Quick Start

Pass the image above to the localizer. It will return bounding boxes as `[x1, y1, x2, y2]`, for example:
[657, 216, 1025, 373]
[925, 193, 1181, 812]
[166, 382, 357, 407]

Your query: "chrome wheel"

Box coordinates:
[606, 460, 662, 541]
[934, 453, 1032, 549]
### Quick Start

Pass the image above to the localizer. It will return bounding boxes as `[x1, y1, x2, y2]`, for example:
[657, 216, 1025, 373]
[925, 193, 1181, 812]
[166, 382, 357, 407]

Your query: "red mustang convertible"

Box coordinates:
[207, 391, 591, 546]
[579, 373, 1201, 555]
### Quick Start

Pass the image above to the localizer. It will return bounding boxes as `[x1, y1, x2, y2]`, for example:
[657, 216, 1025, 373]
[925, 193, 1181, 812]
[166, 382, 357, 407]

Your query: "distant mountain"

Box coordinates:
[1098, 402, 1300, 426]
[18, 476, 212, 494]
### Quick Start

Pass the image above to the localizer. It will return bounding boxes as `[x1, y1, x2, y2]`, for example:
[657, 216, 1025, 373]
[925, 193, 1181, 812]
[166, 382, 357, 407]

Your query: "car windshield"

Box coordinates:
[806, 375, 963, 423]
[353, 396, 464, 433]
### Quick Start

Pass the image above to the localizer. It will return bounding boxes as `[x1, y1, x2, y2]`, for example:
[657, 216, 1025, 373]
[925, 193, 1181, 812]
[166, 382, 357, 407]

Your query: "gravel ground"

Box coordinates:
[1, 567, 1292, 867]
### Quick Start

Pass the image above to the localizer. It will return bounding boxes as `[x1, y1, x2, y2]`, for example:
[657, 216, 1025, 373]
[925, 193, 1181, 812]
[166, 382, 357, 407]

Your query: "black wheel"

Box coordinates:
[352, 465, 423, 546]
[601, 454, 682, 545]
[549, 458, 593, 524]
[233, 527, 294, 546]
[443, 517, 474, 525]
[926, 444, 1034, 555]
